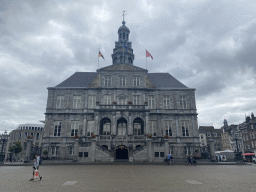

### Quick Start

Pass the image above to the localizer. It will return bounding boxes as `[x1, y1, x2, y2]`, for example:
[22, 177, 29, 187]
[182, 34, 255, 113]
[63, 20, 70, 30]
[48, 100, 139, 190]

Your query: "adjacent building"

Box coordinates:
[199, 126, 222, 152]
[6, 124, 44, 161]
[42, 19, 200, 162]
[241, 113, 256, 153]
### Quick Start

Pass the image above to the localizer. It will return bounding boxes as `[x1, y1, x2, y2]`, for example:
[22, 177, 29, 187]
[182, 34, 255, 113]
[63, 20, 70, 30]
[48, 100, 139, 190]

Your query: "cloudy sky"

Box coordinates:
[1, 0, 256, 134]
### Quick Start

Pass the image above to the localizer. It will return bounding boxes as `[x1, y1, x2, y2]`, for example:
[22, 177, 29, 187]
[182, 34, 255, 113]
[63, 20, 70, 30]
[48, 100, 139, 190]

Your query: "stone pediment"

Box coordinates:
[97, 64, 148, 72]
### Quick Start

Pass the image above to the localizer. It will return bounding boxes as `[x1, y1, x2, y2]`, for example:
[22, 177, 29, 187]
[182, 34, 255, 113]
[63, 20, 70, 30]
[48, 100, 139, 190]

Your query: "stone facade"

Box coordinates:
[42, 20, 200, 162]
[6, 124, 44, 161]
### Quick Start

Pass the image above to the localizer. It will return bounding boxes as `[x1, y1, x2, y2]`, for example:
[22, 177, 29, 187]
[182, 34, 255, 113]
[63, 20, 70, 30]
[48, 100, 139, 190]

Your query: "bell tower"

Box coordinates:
[111, 12, 135, 65]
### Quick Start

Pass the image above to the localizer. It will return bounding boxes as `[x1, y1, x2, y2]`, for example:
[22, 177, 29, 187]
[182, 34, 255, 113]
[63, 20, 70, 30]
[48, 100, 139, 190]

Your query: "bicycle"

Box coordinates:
[164, 158, 171, 165]
[185, 158, 197, 166]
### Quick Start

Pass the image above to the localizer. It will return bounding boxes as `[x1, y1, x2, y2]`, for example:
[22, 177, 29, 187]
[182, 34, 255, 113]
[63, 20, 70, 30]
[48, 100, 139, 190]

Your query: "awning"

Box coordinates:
[241, 153, 255, 156]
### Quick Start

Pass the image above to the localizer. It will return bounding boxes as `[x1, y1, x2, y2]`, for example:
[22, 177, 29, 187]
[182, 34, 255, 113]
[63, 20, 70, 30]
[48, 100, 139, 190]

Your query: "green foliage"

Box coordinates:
[8, 141, 23, 155]
[43, 150, 48, 155]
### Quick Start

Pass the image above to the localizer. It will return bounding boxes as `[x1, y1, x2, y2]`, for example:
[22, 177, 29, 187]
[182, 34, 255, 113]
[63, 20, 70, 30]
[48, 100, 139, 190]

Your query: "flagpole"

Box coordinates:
[145, 49, 147, 69]
[98, 48, 99, 69]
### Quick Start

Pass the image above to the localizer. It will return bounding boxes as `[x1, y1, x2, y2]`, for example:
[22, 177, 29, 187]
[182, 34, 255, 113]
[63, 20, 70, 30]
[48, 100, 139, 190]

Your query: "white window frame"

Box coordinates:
[182, 122, 189, 137]
[179, 95, 187, 109]
[133, 95, 140, 105]
[73, 96, 81, 109]
[163, 95, 170, 109]
[87, 121, 94, 136]
[133, 76, 140, 86]
[120, 76, 126, 86]
[148, 96, 155, 109]
[56, 96, 64, 109]
[165, 121, 172, 136]
[54, 121, 62, 137]
[104, 95, 111, 105]
[88, 95, 96, 108]
[51, 146, 59, 157]
[149, 121, 156, 136]
[71, 121, 79, 136]
[104, 76, 112, 86]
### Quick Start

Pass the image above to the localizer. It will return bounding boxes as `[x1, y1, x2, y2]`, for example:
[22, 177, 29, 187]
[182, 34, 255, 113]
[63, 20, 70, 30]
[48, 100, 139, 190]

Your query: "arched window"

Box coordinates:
[133, 118, 144, 135]
[117, 117, 127, 135]
[123, 33, 125, 39]
[100, 118, 111, 135]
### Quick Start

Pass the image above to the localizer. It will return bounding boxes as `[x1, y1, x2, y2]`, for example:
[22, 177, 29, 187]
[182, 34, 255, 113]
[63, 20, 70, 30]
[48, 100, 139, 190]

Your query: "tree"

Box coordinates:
[9, 141, 23, 156]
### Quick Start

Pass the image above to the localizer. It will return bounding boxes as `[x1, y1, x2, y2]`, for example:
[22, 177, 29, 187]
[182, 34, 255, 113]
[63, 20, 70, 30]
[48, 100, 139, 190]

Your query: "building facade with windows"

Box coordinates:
[42, 20, 200, 162]
[6, 124, 44, 161]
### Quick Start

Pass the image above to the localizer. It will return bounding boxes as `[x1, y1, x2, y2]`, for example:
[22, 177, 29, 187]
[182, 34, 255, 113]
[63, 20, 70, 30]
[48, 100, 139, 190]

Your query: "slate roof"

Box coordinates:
[55, 72, 97, 88]
[55, 72, 188, 89]
[147, 73, 188, 89]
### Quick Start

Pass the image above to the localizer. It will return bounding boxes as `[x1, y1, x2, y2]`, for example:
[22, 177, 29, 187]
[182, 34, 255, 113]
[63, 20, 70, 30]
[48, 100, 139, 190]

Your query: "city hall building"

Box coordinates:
[42, 20, 200, 162]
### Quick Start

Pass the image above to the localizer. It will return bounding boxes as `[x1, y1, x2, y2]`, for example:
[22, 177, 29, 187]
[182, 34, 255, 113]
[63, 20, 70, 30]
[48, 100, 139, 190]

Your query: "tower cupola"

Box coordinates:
[111, 12, 134, 65]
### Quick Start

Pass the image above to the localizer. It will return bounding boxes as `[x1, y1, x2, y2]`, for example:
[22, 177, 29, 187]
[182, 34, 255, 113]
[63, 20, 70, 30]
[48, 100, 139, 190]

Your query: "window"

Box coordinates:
[32, 127, 34, 130]
[163, 96, 170, 109]
[120, 76, 126, 86]
[134, 120, 142, 135]
[165, 121, 172, 136]
[54, 121, 62, 137]
[51, 147, 59, 156]
[133, 95, 140, 105]
[148, 96, 155, 108]
[24, 143, 27, 150]
[182, 122, 189, 137]
[71, 121, 79, 136]
[79, 152, 83, 157]
[133, 77, 140, 86]
[87, 121, 94, 136]
[56, 96, 64, 109]
[155, 152, 159, 157]
[73, 96, 81, 109]
[88, 96, 96, 108]
[184, 147, 191, 155]
[69, 147, 74, 155]
[104, 95, 111, 105]
[25, 132, 28, 137]
[102, 120, 111, 135]
[171, 146, 175, 155]
[36, 133, 40, 140]
[31, 133, 34, 136]
[160, 152, 165, 157]
[119, 98, 126, 105]
[149, 121, 156, 136]
[179, 96, 187, 109]
[201, 135, 203, 139]
[104, 76, 111, 86]
[84, 152, 88, 157]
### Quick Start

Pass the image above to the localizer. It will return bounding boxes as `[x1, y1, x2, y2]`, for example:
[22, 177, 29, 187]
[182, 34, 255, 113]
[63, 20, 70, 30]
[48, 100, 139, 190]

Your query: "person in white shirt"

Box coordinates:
[29, 154, 42, 181]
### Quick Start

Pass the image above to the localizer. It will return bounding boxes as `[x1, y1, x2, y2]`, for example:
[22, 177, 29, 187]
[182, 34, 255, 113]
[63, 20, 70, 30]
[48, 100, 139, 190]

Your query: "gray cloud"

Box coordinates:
[1, 0, 256, 133]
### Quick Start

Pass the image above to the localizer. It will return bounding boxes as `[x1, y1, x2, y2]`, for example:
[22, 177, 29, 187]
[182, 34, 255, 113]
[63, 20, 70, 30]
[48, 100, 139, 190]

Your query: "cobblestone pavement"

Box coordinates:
[0, 164, 255, 192]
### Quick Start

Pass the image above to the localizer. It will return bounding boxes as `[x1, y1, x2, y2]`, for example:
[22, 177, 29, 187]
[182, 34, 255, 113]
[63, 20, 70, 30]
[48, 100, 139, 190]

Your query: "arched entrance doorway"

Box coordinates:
[115, 145, 128, 159]
[117, 117, 127, 135]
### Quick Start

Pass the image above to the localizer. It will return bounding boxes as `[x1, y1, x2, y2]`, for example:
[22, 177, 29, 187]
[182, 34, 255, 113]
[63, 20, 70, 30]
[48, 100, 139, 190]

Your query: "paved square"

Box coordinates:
[0, 164, 255, 192]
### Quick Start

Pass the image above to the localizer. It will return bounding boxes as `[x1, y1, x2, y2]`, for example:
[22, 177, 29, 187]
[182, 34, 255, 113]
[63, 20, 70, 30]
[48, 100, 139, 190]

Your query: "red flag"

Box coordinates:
[146, 50, 153, 60]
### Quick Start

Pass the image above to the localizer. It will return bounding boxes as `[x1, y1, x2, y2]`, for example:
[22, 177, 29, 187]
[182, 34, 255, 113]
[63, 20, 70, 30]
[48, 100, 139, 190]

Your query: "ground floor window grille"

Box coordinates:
[69, 147, 74, 155]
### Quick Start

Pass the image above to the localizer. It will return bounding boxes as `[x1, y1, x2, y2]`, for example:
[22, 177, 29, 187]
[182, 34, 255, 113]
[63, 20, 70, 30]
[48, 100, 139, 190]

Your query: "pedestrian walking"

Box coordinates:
[29, 154, 42, 181]
[167, 152, 171, 165]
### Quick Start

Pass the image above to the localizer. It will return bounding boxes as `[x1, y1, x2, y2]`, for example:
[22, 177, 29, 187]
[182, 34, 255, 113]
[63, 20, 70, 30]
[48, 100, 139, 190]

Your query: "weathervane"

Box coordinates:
[122, 11, 126, 22]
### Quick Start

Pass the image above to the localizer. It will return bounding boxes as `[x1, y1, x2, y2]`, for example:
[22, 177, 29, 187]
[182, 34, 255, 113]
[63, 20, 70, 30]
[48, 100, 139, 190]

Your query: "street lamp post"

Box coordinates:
[0, 131, 8, 164]
[233, 135, 243, 163]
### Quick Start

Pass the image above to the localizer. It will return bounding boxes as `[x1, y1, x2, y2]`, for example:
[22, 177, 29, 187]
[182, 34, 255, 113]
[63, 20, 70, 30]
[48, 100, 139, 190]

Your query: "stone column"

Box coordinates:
[74, 139, 79, 161]
[91, 140, 96, 162]
[164, 140, 169, 158]
[128, 115, 132, 135]
[145, 114, 149, 135]
[129, 145, 134, 162]
[25, 139, 33, 162]
[208, 139, 216, 161]
[147, 140, 152, 162]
